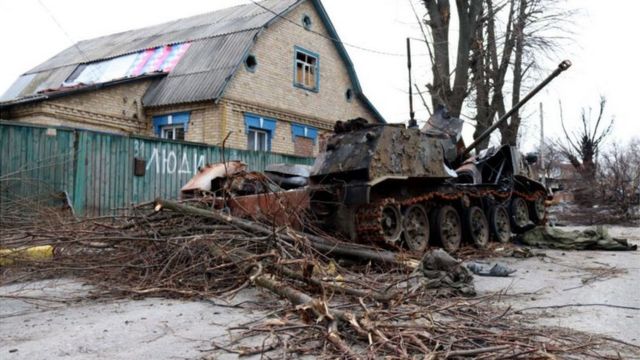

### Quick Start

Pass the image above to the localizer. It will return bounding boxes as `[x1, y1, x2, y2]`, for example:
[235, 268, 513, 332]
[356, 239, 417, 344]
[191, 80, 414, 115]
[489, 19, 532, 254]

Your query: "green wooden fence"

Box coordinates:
[0, 121, 314, 216]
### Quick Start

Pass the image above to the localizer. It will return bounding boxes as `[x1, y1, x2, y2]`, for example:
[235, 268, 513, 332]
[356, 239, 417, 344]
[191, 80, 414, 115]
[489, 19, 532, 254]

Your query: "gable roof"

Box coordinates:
[1, 0, 385, 123]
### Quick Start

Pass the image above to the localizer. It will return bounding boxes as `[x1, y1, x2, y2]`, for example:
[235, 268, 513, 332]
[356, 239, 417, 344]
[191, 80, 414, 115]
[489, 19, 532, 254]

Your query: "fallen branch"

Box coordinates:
[515, 303, 640, 313]
[155, 199, 413, 268]
[445, 345, 511, 357]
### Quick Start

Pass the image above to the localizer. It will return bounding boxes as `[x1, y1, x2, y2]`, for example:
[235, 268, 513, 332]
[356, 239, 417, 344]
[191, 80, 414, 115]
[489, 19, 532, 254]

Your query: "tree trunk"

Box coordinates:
[423, 0, 482, 117]
[500, 0, 526, 146]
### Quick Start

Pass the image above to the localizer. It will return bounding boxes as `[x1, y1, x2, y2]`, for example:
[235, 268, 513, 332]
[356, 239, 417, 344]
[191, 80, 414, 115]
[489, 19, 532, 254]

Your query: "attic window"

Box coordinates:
[294, 47, 319, 91]
[345, 89, 353, 102]
[302, 14, 312, 30]
[245, 55, 257, 72]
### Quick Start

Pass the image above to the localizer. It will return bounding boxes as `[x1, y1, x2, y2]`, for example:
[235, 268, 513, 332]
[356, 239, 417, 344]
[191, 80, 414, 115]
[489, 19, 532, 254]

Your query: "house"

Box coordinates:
[0, 0, 384, 157]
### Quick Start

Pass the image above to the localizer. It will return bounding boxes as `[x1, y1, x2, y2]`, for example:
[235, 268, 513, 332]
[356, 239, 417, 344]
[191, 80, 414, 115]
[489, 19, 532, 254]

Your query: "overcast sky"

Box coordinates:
[0, 0, 638, 151]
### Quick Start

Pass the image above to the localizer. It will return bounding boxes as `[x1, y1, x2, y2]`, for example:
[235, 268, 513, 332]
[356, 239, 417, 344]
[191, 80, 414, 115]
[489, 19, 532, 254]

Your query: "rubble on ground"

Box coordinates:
[2, 197, 638, 358]
[518, 225, 638, 251]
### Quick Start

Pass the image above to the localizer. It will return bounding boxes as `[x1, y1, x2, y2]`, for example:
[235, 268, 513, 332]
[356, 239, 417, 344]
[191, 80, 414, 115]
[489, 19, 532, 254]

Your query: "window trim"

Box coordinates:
[244, 54, 257, 73]
[291, 123, 318, 145]
[293, 46, 320, 92]
[152, 112, 190, 138]
[160, 124, 185, 141]
[302, 14, 313, 30]
[247, 128, 270, 152]
[244, 113, 276, 152]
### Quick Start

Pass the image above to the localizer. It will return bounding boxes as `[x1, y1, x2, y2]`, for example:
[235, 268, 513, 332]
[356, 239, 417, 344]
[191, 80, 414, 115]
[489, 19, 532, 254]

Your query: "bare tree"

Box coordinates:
[470, 0, 574, 149]
[599, 139, 640, 219]
[557, 96, 614, 179]
[422, 0, 483, 117]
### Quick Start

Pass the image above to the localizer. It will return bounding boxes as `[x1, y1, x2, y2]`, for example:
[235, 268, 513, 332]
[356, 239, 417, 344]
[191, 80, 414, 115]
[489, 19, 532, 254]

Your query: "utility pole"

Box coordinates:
[539, 102, 545, 187]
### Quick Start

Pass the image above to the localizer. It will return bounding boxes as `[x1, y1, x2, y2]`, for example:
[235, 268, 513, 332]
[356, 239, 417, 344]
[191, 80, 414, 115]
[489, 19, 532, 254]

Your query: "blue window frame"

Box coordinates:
[293, 46, 319, 92]
[152, 112, 190, 140]
[291, 123, 318, 144]
[244, 113, 276, 151]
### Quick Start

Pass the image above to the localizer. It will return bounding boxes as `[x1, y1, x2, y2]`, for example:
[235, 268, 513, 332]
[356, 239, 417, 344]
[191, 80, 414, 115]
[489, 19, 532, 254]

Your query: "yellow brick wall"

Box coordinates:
[223, 0, 378, 128]
[3, 80, 152, 134]
[144, 102, 221, 144]
[2, 0, 379, 157]
[219, 98, 331, 156]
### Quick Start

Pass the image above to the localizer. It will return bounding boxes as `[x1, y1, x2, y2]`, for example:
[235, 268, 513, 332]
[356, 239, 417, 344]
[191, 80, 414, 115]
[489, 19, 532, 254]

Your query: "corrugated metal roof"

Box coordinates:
[0, 73, 36, 101]
[143, 30, 258, 107]
[2, 0, 299, 105]
[28, 0, 298, 74]
[1, 0, 385, 122]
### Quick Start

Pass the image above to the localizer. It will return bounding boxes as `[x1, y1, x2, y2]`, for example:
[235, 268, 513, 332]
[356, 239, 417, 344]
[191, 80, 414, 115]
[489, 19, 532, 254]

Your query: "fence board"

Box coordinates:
[0, 121, 314, 216]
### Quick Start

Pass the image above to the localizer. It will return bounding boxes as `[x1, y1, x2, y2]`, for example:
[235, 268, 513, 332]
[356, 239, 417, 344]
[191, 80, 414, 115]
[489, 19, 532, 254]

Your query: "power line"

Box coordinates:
[250, 0, 428, 57]
[36, 1, 96, 66]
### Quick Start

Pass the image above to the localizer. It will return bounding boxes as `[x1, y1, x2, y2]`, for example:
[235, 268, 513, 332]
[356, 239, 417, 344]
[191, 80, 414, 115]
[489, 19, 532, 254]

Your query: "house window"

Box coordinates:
[161, 125, 185, 140]
[152, 112, 190, 140]
[244, 113, 276, 152]
[245, 54, 257, 72]
[294, 47, 319, 91]
[247, 129, 269, 151]
[345, 89, 353, 102]
[302, 14, 312, 30]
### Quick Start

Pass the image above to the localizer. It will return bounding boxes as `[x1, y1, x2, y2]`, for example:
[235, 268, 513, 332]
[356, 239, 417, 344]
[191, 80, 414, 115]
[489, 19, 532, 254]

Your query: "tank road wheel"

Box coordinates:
[402, 204, 430, 252]
[436, 205, 462, 252]
[465, 206, 490, 248]
[355, 199, 403, 245]
[489, 206, 511, 243]
[529, 196, 546, 224]
[380, 202, 403, 244]
[510, 197, 532, 233]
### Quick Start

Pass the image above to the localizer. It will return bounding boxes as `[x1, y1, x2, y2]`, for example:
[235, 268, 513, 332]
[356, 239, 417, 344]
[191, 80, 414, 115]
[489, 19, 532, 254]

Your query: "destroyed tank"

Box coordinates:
[309, 61, 571, 252]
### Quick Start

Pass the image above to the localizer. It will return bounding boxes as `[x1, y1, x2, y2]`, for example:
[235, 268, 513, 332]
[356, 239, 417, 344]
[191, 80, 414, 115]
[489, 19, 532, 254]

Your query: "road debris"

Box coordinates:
[467, 262, 517, 277]
[519, 225, 638, 251]
[2, 199, 638, 358]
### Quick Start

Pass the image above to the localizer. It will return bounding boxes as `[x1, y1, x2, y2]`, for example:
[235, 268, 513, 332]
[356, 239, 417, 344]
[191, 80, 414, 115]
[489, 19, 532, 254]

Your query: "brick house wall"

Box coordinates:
[294, 136, 314, 157]
[222, 0, 377, 154]
[1, 80, 152, 134]
[1, 0, 378, 157]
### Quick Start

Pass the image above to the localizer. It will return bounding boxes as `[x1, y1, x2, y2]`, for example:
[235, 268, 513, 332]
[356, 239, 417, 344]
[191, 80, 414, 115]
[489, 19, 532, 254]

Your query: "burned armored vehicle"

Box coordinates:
[309, 61, 571, 252]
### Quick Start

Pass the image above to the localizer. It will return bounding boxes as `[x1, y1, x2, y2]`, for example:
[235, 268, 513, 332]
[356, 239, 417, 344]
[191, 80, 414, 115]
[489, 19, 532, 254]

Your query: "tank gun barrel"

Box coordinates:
[459, 60, 572, 160]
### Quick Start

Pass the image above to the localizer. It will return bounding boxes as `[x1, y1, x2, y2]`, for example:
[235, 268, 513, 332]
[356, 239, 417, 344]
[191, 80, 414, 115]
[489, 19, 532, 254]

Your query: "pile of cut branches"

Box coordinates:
[1, 199, 637, 359]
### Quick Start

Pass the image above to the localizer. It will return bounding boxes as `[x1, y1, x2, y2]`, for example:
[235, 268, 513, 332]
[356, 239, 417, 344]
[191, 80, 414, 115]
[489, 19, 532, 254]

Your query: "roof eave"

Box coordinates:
[309, 0, 386, 124]
[0, 73, 166, 109]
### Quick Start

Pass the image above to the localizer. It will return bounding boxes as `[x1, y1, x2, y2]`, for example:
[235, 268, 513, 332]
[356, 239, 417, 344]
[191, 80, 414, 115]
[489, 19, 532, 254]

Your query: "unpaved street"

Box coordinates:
[474, 226, 640, 345]
[1, 226, 639, 359]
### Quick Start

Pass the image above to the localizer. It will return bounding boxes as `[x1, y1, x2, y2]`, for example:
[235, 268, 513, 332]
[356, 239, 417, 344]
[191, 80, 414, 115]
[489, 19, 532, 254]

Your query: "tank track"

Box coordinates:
[354, 189, 545, 244]
[354, 198, 400, 246]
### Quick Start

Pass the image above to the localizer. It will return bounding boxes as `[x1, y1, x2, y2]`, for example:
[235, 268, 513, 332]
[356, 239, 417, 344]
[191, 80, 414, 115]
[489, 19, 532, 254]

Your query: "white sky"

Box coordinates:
[0, 0, 638, 151]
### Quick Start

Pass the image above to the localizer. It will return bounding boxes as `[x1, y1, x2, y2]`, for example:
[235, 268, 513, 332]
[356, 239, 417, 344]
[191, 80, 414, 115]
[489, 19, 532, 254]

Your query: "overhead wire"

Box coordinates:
[36, 0, 101, 79]
[249, 0, 429, 57]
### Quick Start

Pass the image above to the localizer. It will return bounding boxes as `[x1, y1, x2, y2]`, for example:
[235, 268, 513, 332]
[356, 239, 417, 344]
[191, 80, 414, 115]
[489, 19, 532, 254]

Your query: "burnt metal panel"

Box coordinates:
[311, 126, 455, 183]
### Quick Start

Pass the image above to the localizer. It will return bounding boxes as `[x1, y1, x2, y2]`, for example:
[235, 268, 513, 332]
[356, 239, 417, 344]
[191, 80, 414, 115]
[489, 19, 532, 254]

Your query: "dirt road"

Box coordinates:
[473, 226, 640, 345]
[1, 226, 638, 359]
